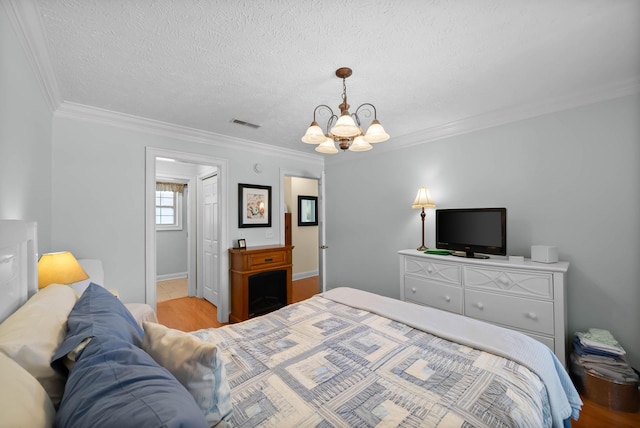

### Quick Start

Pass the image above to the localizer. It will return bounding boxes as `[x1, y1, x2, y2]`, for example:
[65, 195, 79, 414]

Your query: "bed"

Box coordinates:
[0, 219, 582, 427]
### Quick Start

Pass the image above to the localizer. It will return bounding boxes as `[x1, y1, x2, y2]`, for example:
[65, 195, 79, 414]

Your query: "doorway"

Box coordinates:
[145, 148, 230, 323]
[280, 168, 325, 296]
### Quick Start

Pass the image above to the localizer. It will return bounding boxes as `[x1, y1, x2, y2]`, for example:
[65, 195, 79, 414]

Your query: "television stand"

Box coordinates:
[451, 251, 489, 259]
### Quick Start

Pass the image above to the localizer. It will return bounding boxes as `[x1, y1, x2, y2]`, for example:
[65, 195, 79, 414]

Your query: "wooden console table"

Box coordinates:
[229, 245, 294, 323]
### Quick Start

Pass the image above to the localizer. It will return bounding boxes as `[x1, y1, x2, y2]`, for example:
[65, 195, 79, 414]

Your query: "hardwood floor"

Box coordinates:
[157, 297, 225, 330]
[156, 275, 319, 331]
[156, 277, 188, 302]
[290, 275, 320, 303]
[573, 396, 640, 427]
[155, 276, 639, 426]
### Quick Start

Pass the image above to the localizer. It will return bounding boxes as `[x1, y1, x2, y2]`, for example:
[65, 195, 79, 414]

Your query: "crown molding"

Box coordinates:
[55, 102, 324, 165]
[325, 76, 640, 164]
[8, 0, 637, 166]
[3, 0, 62, 112]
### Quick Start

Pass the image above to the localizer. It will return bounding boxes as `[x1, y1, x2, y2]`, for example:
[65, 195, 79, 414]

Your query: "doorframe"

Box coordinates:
[279, 168, 326, 292]
[145, 148, 230, 322]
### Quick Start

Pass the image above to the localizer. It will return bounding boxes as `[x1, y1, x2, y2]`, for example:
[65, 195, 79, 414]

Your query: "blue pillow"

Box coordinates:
[56, 335, 208, 428]
[51, 283, 143, 374]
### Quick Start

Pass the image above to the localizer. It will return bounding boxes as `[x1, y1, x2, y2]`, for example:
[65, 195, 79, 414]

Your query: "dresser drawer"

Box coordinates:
[524, 331, 555, 352]
[464, 289, 554, 335]
[247, 251, 287, 269]
[464, 266, 553, 299]
[404, 257, 461, 286]
[404, 276, 463, 314]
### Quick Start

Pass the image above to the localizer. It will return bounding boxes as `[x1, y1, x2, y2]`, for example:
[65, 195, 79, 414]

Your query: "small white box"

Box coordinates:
[531, 245, 558, 263]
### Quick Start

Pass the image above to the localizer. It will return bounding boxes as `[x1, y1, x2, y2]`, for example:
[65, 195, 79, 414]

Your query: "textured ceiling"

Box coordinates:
[34, 0, 640, 155]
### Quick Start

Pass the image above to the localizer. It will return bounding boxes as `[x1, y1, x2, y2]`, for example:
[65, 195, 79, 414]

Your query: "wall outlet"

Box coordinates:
[265, 229, 274, 238]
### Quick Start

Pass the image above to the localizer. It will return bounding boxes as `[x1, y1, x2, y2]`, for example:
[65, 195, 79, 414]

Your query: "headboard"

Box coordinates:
[0, 220, 38, 323]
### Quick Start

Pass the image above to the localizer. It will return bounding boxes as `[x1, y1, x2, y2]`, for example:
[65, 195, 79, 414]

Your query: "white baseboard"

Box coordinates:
[293, 270, 319, 281]
[156, 272, 187, 282]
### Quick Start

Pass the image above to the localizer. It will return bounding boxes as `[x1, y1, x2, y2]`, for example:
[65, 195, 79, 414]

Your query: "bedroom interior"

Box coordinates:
[1, 0, 639, 426]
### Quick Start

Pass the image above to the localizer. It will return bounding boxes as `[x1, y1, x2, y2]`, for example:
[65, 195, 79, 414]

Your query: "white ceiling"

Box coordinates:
[30, 0, 640, 155]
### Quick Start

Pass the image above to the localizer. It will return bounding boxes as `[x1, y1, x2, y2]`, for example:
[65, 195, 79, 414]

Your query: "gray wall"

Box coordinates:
[49, 116, 323, 304]
[325, 94, 640, 369]
[0, 7, 53, 252]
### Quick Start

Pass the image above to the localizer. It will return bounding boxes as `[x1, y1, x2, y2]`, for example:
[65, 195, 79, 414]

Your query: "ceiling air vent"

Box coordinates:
[231, 119, 260, 129]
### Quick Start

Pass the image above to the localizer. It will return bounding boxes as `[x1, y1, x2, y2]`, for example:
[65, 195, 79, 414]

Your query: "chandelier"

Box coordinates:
[302, 67, 389, 154]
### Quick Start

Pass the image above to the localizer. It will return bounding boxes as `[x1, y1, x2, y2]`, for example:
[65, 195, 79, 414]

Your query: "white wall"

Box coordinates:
[0, 6, 53, 252]
[50, 115, 324, 304]
[325, 93, 640, 369]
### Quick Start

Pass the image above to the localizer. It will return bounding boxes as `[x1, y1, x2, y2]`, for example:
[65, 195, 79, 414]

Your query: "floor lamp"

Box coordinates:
[412, 187, 436, 251]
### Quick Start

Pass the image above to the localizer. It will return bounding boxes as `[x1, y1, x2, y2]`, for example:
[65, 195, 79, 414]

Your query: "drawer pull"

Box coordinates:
[444, 295, 451, 302]
[411, 287, 416, 293]
[475, 302, 484, 310]
[264, 258, 273, 262]
[526, 312, 538, 320]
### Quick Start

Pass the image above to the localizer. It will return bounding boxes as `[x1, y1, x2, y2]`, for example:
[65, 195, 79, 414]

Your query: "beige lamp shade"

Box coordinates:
[315, 136, 339, 154]
[412, 187, 436, 209]
[301, 121, 326, 144]
[330, 111, 359, 137]
[363, 119, 390, 143]
[38, 251, 89, 289]
[348, 136, 373, 152]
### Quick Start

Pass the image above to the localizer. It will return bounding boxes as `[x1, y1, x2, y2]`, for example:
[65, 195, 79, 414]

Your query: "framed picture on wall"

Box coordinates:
[239, 183, 271, 228]
[298, 195, 318, 226]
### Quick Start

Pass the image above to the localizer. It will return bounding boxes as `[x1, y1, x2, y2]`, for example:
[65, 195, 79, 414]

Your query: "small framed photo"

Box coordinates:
[239, 183, 272, 228]
[298, 195, 318, 226]
[237, 238, 246, 249]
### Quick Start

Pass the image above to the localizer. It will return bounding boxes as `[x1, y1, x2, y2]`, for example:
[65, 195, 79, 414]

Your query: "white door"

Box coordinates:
[202, 174, 219, 305]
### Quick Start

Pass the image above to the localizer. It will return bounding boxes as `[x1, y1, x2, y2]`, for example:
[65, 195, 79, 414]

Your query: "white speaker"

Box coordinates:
[531, 245, 558, 263]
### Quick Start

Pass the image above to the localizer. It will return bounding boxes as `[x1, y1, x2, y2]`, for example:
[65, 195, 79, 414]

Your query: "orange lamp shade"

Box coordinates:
[38, 251, 89, 289]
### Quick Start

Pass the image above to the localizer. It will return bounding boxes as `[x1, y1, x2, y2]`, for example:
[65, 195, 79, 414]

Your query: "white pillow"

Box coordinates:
[0, 352, 55, 428]
[142, 322, 232, 426]
[0, 284, 78, 406]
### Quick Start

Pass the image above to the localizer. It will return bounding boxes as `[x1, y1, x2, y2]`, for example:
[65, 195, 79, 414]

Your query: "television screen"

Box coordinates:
[436, 208, 506, 258]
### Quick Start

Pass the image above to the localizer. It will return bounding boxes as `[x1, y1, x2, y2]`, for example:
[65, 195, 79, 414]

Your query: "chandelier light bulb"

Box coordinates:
[348, 136, 372, 152]
[331, 112, 359, 138]
[315, 136, 339, 154]
[301, 121, 326, 144]
[363, 119, 390, 143]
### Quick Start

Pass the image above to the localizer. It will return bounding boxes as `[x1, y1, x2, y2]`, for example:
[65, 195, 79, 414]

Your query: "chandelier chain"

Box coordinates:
[341, 77, 348, 108]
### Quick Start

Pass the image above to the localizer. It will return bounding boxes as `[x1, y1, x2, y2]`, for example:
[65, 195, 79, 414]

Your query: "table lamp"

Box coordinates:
[38, 251, 89, 289]
[412, 187, 436, 251]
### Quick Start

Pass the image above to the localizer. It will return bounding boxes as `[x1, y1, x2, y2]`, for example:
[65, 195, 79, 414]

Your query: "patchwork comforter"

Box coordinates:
[194, 288, 580, 427]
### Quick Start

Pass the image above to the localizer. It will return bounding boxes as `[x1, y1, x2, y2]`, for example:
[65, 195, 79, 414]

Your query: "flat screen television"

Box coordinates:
[435, 208, 507, 259]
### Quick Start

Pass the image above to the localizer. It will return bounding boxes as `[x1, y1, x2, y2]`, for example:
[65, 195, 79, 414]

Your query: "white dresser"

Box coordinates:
[398, 249, 569, 366]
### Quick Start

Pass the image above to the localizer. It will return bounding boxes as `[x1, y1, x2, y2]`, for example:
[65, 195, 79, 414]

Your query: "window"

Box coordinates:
[155, 190, 182, 230]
